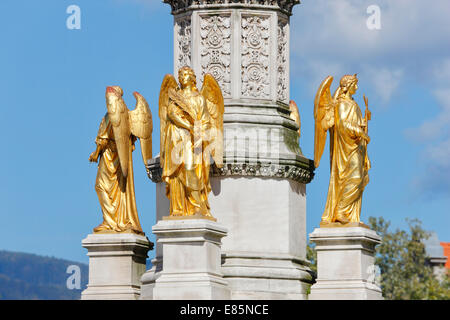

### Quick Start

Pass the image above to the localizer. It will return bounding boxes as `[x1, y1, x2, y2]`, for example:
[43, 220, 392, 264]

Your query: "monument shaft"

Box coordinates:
[144, 0, 315, 300]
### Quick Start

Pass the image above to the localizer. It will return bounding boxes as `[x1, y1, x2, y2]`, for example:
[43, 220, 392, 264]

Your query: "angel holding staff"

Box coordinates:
[159, 66, 224, 219]
[314, 74, 371, 226]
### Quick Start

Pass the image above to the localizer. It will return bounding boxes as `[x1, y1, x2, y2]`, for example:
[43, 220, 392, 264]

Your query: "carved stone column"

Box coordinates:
[165, 0, 312, 179]
[142, 0, 315, 300]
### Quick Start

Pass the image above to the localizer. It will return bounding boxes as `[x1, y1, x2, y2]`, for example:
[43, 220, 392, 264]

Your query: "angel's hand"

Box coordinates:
[361, 133, 370, 144]
[96, 138, 108, 149]
[89, 151, 99, 163]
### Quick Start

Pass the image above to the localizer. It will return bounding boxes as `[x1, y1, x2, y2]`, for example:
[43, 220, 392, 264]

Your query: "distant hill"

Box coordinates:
[0, 250, 88, 300]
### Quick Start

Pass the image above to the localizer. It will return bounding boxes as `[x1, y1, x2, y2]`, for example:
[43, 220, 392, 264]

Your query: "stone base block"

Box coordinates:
[222, 252, 312, 300]
[154, 274, 230, 300]
[308, 226, 383, 300]
[81, 233, 152, 300]
[309, 280, 383, 300]
[140, 262, 160, 300]
[208, 177, 313, 299]
[151, 219, 231, 300]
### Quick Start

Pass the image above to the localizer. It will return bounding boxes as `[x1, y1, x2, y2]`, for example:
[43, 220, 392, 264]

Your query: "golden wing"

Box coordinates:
[313, 76, 335, 168]
[201, 73, 224, 168]
[105, 86, 131, 178]
[129, 91, 153, 166]
[289, 100, 301, 139]
[158, 74, 178, 165]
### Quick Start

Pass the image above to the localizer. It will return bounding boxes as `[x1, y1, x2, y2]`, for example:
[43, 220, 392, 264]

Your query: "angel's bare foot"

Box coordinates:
[93, 223, 110, 233]
[335, 215, 350, 224]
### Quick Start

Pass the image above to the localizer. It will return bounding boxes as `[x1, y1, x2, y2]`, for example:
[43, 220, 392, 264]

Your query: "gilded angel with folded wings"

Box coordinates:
[158, 66, 224, 219]
[89, 86, 153, 234]
[314, 75, 371, 227]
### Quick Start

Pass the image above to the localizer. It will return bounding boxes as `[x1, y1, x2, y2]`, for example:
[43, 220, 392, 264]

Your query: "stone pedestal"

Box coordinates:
[81, 233, 152, 300]
[151, 219, 231, 300]
[309, 227, 383, 300]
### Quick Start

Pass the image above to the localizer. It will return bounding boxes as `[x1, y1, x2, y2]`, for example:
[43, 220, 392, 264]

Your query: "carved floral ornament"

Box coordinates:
[200, 15, 231, 97]
[277, 19, 288, 102]
[176, 17, 192, 72]
[164, 0, 300, 16]
[241, 15, 270, 98]
[147, 159, 314, 184]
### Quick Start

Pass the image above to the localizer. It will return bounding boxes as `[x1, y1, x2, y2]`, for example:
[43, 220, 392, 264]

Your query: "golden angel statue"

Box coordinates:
[289, 100, 301, 142]
[159, 66, 224, 219]
[88, 86, 153, 234]
[314, 74, 371, 226]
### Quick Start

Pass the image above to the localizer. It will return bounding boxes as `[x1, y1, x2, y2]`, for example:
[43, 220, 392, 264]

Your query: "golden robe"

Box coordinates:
[162, 90, 212, 216]
[93, 113, 143, 233]
[321, 97, 371, 223]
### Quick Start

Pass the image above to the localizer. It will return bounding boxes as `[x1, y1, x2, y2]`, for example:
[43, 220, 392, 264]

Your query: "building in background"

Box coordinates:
[424, 232, 448, 280]
[441, 242, 450, 270]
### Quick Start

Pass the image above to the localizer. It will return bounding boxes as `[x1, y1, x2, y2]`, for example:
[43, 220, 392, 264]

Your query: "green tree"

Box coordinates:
[368, 216, 450, 300]
[305, 242, 317, 295]
[306, 242, 317, 276]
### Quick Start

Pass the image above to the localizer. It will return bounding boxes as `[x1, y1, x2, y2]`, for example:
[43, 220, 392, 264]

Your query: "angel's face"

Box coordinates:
[349, 82, 358, 95]
[179, 68, 196, 89]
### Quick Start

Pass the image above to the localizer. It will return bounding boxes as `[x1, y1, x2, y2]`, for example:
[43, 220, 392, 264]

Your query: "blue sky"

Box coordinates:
[0, 0, 448, 264]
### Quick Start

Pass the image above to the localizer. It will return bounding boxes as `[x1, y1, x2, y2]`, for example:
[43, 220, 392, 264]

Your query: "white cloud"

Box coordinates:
[412, 136, 450, 196]
[290, 0, 450, 101]
[428, 138, 450, 168]
[290, 0, 450, 196]
[404, 59, 450, 142]
[419, 89, 450, 138]
[407, 72, 450, 195]
[363, 66, 403, 105]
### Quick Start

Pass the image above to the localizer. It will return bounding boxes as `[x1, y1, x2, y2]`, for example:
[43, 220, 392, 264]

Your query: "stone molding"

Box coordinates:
[146, 156, 314, 184]
[164, 0, 300, 16]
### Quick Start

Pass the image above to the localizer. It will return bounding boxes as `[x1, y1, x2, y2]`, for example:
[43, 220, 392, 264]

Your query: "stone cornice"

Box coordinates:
[163, 0, 300, 16]
[146, 156, 315, 184]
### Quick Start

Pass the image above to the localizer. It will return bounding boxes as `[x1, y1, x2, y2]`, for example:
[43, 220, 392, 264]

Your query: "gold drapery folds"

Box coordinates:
[159, 66, 224, 219]
[314, 75, 371, 227]
[289, 100, 301, 142]
[88, 86, 153, 235]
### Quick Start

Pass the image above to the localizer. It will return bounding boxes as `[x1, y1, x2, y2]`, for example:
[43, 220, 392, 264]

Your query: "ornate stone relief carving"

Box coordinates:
[241, 15, 271, 99]
[212, 162, 314, 184]
[176, 17, 192, 70]
[200, 15, 232, 97]
[277, 19, 288, 103]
